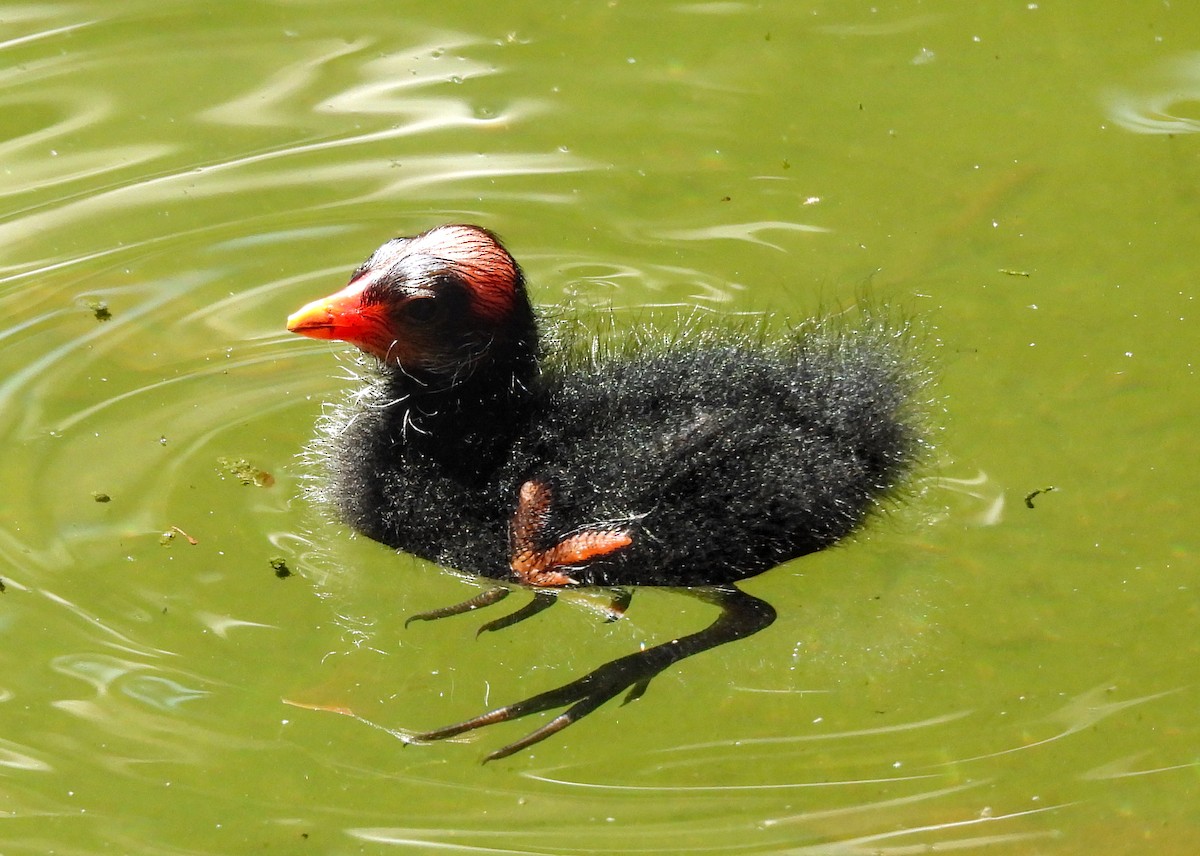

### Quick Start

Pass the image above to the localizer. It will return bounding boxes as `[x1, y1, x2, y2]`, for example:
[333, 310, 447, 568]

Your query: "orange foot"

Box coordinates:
[509, 479, 632, 586]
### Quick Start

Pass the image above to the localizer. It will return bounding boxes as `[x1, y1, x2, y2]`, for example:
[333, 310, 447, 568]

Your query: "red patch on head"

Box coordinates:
[408, 225, 521, 323]
[286, 224, 527, 367]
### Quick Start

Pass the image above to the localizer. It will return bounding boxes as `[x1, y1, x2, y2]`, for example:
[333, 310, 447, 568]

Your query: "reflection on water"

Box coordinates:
[1104, 52, 1200, 135]
[0, 24, 581, 270]
[654, 220, 831, 251]
[933, 470, 1006, 527]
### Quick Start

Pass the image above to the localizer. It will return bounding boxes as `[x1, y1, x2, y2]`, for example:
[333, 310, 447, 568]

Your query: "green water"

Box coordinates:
[1, 1, 1197, 853]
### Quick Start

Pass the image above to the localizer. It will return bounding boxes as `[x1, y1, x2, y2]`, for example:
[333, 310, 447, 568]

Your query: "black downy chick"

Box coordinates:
[288, 224, 925, 760]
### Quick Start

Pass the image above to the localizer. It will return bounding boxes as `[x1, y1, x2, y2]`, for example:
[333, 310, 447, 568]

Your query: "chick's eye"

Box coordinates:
[401, 295, 443, 325]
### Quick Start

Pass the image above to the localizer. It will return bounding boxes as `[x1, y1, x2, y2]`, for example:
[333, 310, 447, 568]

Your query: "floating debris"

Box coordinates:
[269, 557, 292, 579]
[173, 526, 198, 545]
[999, 268, 1031, 278]
[92, 491, 112, 503]
[85, 298, 112, 321]
[217, 456, 275, 487]
[1024, 486, 1057, 509]
[159, 525, 199, 546]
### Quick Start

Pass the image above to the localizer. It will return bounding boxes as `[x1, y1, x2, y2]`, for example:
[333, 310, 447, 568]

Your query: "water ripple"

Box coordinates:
[1104, 52, 1200, 135]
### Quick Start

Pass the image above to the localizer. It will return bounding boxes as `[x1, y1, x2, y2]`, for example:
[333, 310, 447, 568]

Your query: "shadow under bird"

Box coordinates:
[287, 224, 925, 761]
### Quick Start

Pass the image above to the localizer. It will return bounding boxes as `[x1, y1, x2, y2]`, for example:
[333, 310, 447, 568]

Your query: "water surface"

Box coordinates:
[1, 1, 1197, 853]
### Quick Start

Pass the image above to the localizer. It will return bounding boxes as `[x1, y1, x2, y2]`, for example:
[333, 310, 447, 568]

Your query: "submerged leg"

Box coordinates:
[404, 586, 510, 628]
[413, 585, 777, 762]
[476, 589, 559, 636]
[406, 586, 564, 636]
